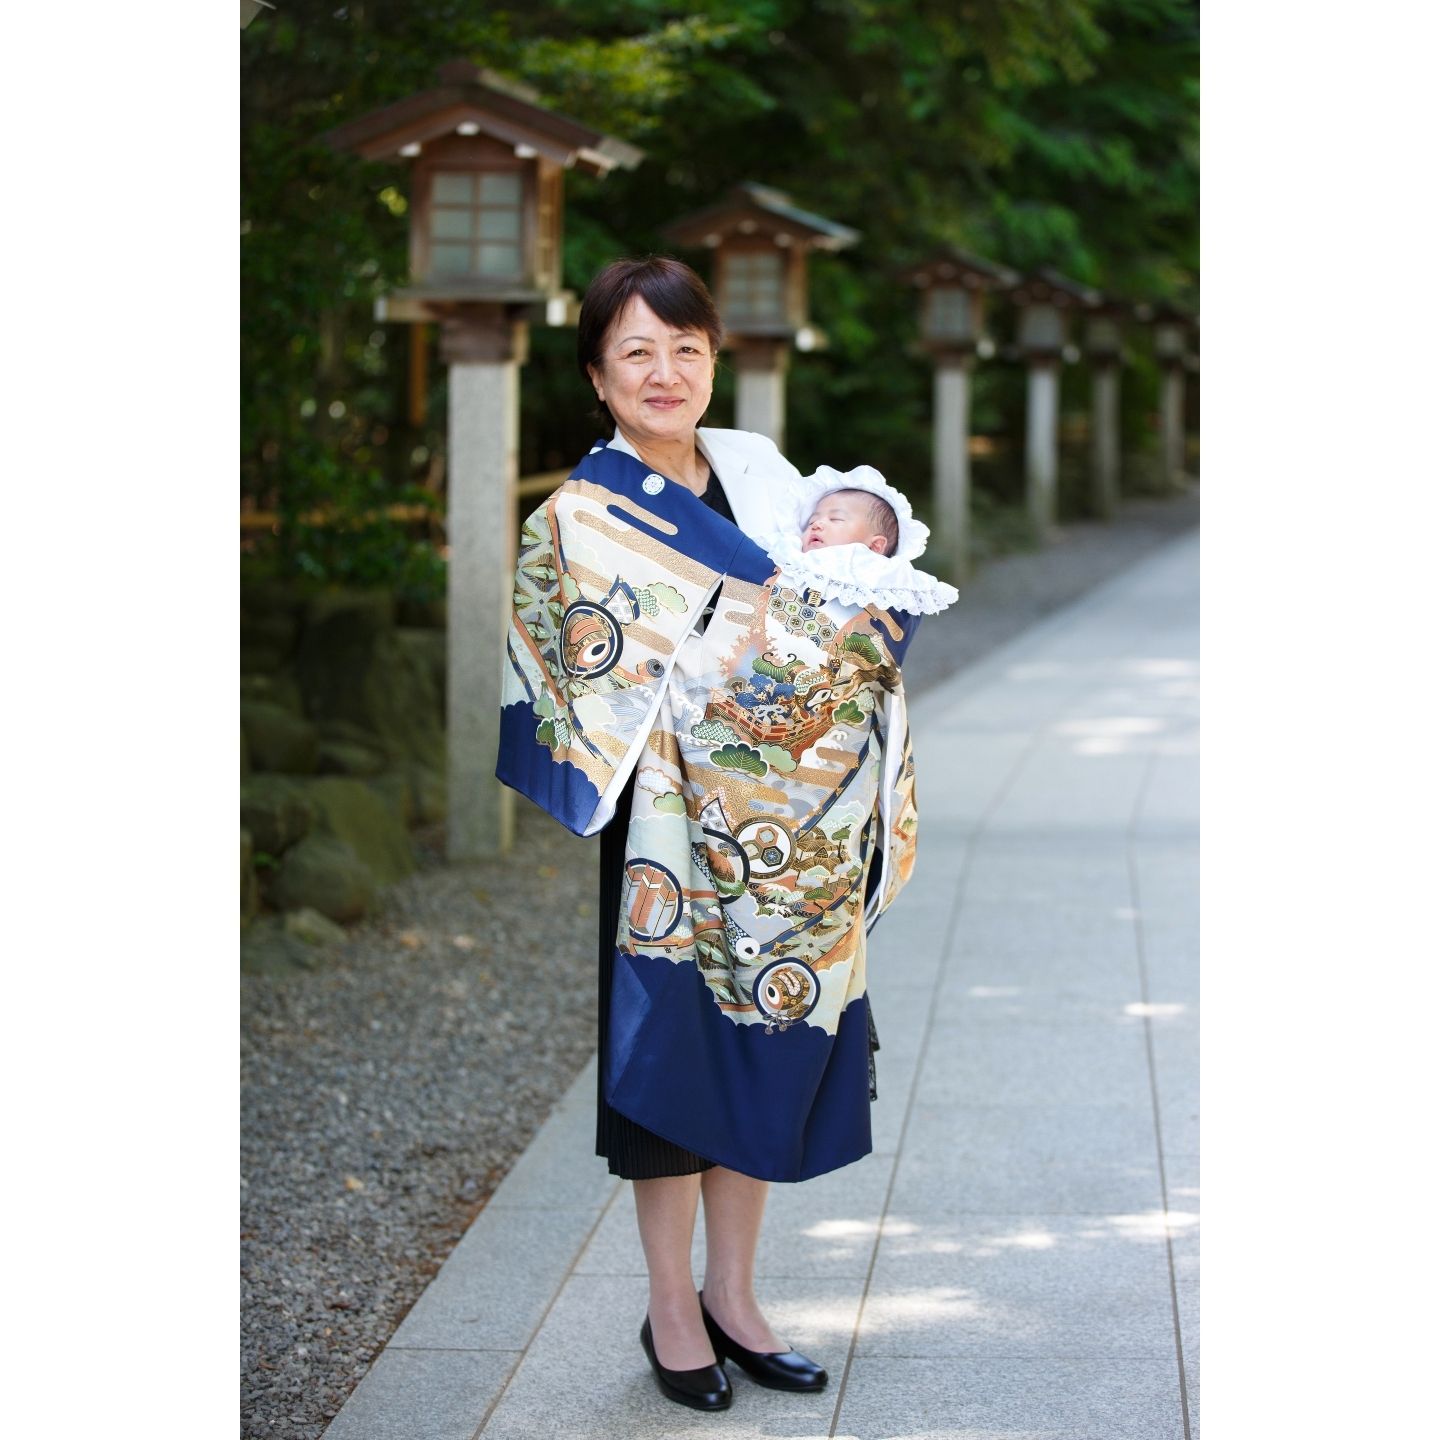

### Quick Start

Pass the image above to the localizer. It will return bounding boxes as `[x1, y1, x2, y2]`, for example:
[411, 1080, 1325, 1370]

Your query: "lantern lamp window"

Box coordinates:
[1019, 304, 1064, 350]
[1155, 322, 1186, 359]
[724, 250, 785, 325]
[926, 287, 973, 342]
[1087, 317, 1122, 354]
[426, 169, 525, 281]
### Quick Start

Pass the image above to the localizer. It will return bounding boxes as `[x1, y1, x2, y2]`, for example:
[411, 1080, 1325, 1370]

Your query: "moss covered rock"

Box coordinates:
[241, 672, 305, 715]
[269, 835, 376, 923]
[301, 776, 415, 885]
[317, 739, 388, 777]
[282, 906, 347, 948]
[241, 700, 319, 775]
[293, 602, 444, 773]
[241, 916, 329, 975]
[365, 772, 415, 827]
[240, 775, 316, 857]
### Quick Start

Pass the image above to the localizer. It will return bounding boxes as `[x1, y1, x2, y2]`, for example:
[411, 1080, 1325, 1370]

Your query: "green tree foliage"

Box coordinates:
[242, 0, 1196, 585]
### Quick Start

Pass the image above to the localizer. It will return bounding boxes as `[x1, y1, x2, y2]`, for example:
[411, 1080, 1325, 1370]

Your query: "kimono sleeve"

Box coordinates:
[497, 481, 719, 837]
[864, 676, 920, 930]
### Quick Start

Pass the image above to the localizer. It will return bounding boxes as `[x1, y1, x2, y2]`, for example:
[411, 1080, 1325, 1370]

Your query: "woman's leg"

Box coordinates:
[699, 1166, 786, 1352]
[632, 1173, 715, 1368]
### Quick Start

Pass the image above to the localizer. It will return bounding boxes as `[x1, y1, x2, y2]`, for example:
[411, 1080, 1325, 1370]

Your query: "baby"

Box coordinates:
[802, 487, 900, 558]
[763, 465, 958, 617]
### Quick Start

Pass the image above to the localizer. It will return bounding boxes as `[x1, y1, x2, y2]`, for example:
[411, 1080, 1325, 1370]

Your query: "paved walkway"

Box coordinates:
[322, 529, 1199, 1440]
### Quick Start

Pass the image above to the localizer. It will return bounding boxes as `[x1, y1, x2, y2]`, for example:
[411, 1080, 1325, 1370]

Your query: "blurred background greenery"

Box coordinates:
[241, 0, 1198, 598]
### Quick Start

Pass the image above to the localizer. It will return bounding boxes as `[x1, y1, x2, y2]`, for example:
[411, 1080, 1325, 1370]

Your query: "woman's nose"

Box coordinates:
[649, 352, 678, 384]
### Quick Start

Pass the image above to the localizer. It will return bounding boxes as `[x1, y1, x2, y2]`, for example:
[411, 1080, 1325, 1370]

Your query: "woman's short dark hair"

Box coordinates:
[577, 256, 724, 427]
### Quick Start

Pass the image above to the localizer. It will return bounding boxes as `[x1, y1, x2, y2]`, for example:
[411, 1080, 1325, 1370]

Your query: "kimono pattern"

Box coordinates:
[498, 441, 920, 1181]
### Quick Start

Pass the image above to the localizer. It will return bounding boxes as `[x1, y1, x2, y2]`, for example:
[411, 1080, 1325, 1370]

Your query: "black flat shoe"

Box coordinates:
[639, 1316, 732, 1411]
[699, 1292, 829, 1392]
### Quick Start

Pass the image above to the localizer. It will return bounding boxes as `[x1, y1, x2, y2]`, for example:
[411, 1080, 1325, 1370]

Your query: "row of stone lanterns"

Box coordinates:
[320, 59, 1195, 858]
[904, 258, 1196, 579]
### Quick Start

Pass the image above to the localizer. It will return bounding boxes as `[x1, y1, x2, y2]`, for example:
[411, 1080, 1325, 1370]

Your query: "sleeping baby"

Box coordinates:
[762, 464, 959, 619]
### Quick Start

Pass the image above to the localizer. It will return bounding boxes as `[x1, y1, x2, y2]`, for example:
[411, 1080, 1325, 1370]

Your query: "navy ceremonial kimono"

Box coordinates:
[497, 439, 920, 1181]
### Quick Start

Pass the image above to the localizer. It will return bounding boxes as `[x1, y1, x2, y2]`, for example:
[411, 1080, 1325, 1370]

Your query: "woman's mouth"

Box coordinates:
[645, 397, 684, 409]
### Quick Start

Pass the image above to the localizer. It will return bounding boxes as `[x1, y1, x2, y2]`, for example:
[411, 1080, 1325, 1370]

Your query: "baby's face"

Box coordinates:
[802, 493, 888, 554]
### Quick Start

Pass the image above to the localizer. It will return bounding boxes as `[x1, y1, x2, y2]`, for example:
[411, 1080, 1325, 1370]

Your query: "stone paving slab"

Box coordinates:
[386, 1203, 610, 1351]
[834, 1355, 1188, 1439]
[913, 1015, 1156, 1106]
[855, 1211, 1178, 1358]
[319, 1350, 520, 1440]
[322, 528, 1199, 1439]
[893, 1101, 1167, 1216]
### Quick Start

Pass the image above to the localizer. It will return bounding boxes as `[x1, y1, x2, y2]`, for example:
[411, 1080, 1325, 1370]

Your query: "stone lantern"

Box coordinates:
[1083, 296, 1142, 520]
[325, 60, 641, 859]
[663, 183, 859, 450]
[1007, 268, 1101, 535]
[903, 249, 1017, 583]
[1147, 302, 1197, 489]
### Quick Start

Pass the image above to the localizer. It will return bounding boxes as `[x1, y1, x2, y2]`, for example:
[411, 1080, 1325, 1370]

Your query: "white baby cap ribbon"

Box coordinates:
[794, 464, 931, 563]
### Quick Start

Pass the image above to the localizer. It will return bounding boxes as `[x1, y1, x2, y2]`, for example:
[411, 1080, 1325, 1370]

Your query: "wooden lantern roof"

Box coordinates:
[662, 183, 859, 253]
[902, 248, 1018, 291]
[323, 59, 644, 176]
[1139, 299, 1197, 329]
[1009, 267, 1103, 310]
[1087, 292, 1147, 322]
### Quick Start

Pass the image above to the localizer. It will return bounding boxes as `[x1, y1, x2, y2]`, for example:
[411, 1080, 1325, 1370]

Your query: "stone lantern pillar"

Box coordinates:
[663, 183, 858, 450]
[1084, 299, 1139, 520]
[325, 60, 641, 859]
[1151, 304, 1196, 489]
[903, 250, 1017, 583]
[1008, 269, 1100, 536]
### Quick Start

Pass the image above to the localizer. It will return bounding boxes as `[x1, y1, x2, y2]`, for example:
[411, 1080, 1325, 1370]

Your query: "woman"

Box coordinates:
[497, 257, 920, 1412]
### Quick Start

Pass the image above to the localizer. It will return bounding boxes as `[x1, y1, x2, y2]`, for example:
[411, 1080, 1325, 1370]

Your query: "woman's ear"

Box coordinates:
[585, 362, 604, 402]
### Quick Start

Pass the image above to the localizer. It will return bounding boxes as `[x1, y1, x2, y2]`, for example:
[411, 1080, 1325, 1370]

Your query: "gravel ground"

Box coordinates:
[239, 485, 1198, 1440]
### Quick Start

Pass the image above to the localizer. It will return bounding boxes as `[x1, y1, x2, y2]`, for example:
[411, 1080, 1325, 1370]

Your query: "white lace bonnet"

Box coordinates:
[763, 464, 960, 615]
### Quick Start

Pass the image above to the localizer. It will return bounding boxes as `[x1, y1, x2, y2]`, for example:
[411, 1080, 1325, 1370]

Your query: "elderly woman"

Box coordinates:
[497, 256, 921, 1412]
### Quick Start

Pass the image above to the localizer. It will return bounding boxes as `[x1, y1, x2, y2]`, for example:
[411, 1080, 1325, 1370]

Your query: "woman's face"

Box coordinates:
[587, 296, 715, 449]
